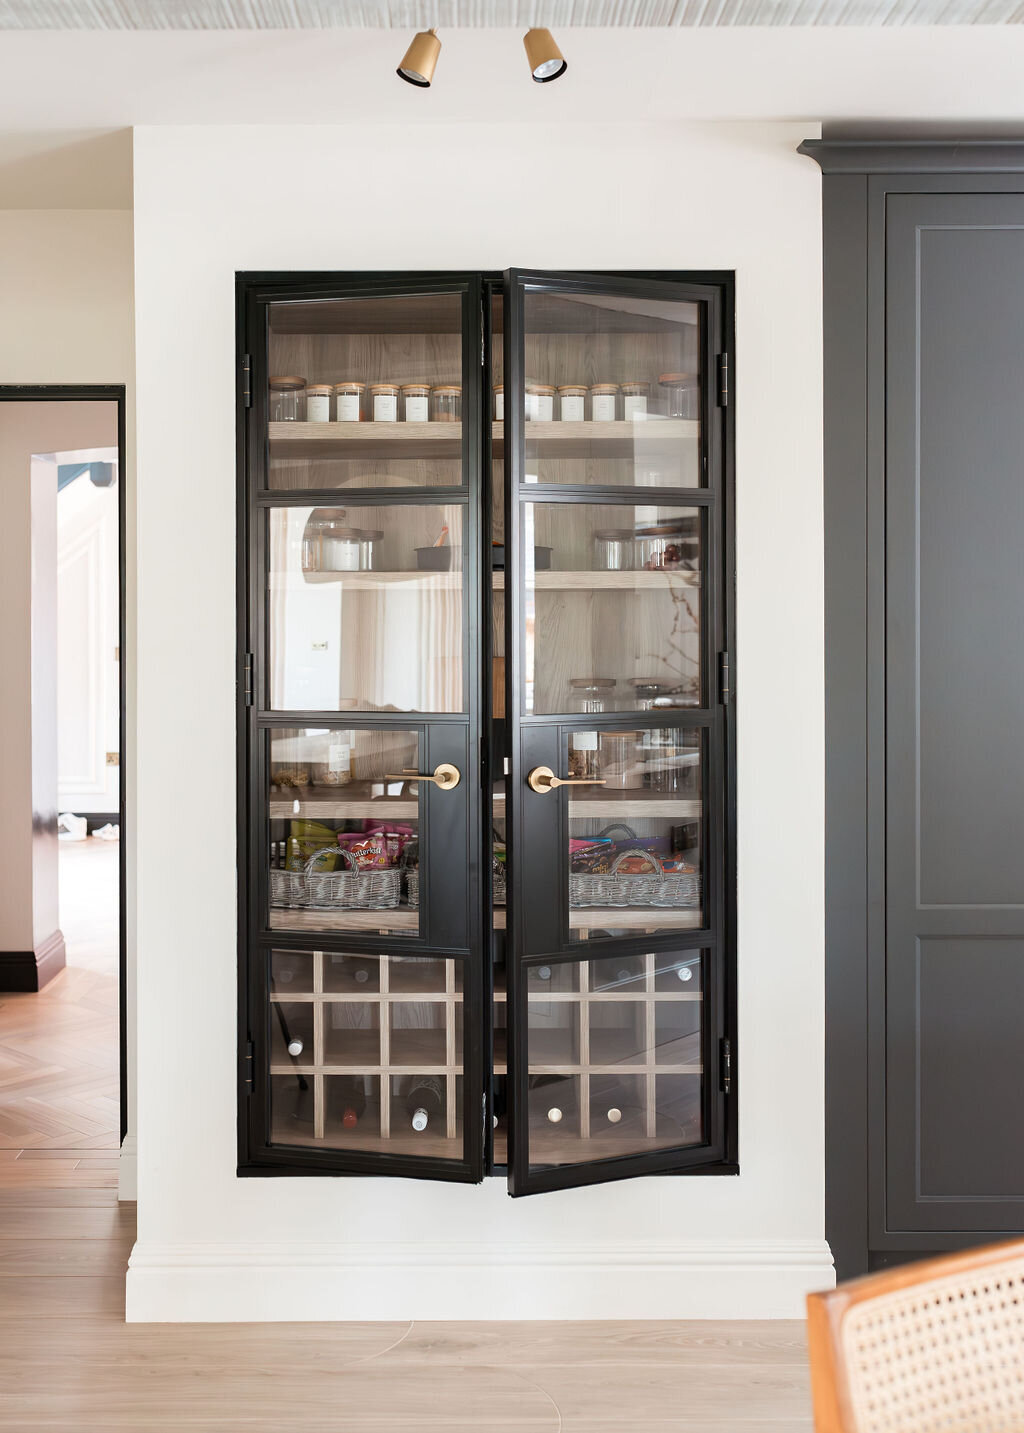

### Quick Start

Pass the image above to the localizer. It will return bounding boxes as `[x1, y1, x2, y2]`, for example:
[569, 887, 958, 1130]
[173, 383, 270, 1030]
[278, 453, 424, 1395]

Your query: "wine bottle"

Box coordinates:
[287, 1036, 304, 1057]
[591, 1076, 641, 1127]
[336, 1077, 367, 1129]
[491, 1078, 507, 1130]
[530, 1074, 575, 1127]
[536, 965, 552, 982]
[406, 1076, 444, 1132]
[350, 959, 373, 986]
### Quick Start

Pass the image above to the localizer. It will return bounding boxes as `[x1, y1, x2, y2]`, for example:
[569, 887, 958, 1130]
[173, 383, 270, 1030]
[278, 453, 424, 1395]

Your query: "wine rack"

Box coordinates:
[492, 951, 703, 1168]
[269, 951, 464, 1159]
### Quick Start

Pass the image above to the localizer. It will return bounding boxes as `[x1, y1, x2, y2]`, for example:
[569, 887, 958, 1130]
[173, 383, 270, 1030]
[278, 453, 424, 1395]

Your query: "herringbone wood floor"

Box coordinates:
[0, 840, 119, 1188]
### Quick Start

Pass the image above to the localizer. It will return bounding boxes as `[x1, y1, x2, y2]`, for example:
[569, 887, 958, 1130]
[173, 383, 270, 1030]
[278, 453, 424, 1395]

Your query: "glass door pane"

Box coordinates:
[525, 950, 705, 1171]
[267, 290, 464, 491]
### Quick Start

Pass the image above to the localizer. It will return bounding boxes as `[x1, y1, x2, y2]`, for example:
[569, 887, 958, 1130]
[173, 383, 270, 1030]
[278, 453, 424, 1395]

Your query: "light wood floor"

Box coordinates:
[0, 1187, 813, 1432]
[0, 840, 119, 1186]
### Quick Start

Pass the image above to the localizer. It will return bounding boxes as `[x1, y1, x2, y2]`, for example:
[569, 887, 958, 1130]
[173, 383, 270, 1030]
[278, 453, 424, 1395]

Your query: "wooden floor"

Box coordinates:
[0, 840, 119, 1186]
[0, 839, 813, 1430]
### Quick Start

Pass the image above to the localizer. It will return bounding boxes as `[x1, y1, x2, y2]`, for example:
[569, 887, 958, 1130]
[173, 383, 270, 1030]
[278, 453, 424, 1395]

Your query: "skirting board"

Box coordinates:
[118, 1133, 137, 1202]
[126, 1239, 835, 1322]
[0, 930, 66, 992]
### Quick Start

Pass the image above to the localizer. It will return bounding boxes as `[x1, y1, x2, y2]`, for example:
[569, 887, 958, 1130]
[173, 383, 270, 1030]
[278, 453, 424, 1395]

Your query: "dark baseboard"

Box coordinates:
[0, 930, 66, 991]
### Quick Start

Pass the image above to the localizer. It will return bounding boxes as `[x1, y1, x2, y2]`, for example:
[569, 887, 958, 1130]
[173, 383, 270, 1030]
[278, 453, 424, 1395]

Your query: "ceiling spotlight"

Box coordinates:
[523, 28, 567, 83]
[397, 28, 441, 87]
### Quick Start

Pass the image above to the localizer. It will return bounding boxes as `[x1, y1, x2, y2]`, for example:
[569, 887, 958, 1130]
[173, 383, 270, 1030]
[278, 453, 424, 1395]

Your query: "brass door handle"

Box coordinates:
[527, 765, 607, 795]
[384, 762, 461, 791]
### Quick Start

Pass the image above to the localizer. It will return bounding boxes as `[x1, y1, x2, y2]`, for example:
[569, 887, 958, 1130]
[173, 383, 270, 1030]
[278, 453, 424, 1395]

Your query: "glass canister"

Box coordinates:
[401, 383, 430, 423]
[527, 383, 555, 422]
[602, 731, 643, 790]
[305, 384, 333, 423]
[493, 385, 505, 421]
[370, 383, 399, 422]
[313, 732, 353, 787]
[431, 385, 462, 423]
[570, 676, 616, 713]
[635, 522, 695, 571]
[590, 383, 618, 422]
[335, 382, 365, 422]
[658, 372, 698, 419]
[269, 376, 306, 422]
[621, 381, 649, 421]
[593, 529, 636, 571]
[557, 384, 587, 422]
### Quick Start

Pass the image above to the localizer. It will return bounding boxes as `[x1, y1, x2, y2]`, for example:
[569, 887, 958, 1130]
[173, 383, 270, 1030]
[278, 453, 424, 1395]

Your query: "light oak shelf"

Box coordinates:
[269, 785, 417, 820]
[269, 908, 419, 932]
[268, 418, 699, 461]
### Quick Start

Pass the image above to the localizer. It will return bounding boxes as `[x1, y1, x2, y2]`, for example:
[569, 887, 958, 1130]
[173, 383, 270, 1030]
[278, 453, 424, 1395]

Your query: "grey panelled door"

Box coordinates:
[886, 193, 1024, 1236]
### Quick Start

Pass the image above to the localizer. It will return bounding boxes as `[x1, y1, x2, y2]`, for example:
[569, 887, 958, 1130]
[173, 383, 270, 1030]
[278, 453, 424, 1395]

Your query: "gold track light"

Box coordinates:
[397, 28, 441, 87]
[523, 28, 567, 83]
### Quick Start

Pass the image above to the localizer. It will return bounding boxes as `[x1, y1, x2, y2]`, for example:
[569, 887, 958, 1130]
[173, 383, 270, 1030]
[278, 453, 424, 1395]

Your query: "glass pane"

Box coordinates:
[267, 291, 463, 491]
[268, 727, 421, 937]
[268, 950, 465, 1161]
[567, 725, 703, 941]
[526, 951, 705, 1170]
[516, 287, 702, 488]
[268, 503, 463, 713]
[523, 503, 701, 715]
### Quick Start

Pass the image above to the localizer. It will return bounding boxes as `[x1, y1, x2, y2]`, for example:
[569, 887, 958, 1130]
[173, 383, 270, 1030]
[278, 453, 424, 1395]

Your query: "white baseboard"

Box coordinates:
[117, 1133, 137, 1202]
[126, 1238, 834, 1322]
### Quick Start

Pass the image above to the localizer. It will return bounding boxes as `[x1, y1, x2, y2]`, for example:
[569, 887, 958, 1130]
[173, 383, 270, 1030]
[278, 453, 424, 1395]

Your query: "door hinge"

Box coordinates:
[720, 1037, 732, 1095]
[716, 352, 729, 408]
[243, 652, 254, 706]
[241, 353, 252, 408]
[718, 650, 730, 705]
[244, 1038, 254, 1094]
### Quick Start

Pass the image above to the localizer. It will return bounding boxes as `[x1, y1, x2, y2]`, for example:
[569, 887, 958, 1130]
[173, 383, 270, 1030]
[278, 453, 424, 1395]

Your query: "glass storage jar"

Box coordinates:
[269, 376, 306, 423]
[621, 381, 649, 421]
[305, 384, 332, 423]
[493, 385, 505, 421]
[370, 383, 399, 422]
[557, 384, 587, 422]
[527, 383, 555, 422]
[658, 372, 698, 419]
[431, 385, 462, 423]
[635, 522, 697, 571]
[401, 383, 430, 423]
[590, 383, 618, 422]
[313, 733, 353, 787]
[602, 731, 643, 790]
[593, 529, 636, 571]
[335, 381, 365, 422]
[569, 676, 616, 714]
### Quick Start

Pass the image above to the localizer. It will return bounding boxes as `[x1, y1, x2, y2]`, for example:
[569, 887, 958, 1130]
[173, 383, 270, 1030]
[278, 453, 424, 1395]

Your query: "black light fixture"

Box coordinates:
[523, 28, 567, 83]
[396, 28, 441, 87]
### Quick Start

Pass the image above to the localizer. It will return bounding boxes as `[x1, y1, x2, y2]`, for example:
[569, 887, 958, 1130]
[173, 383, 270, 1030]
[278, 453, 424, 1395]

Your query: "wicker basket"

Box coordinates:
[493, 859, 507, 906]
[406, 854, 507, 909]
[569, 846, 700, 910]
[270, 849, 400, 911]
[402, 841, 419, 909]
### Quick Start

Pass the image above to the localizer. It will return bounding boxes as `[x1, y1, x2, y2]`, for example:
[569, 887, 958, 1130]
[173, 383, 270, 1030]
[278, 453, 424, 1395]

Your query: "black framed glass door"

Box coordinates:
[502, 270, 734, 1194]
[240, 276, 485, 1181]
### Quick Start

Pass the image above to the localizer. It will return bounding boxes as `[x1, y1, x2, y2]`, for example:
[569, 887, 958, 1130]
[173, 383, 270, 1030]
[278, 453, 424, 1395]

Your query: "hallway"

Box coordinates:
[0, 839, 118, 1187]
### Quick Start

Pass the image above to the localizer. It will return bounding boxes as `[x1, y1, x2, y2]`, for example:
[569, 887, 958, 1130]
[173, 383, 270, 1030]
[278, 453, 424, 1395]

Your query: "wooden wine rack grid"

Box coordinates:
[270, 953, 462, 1151]
[494, 952, 702, 1153]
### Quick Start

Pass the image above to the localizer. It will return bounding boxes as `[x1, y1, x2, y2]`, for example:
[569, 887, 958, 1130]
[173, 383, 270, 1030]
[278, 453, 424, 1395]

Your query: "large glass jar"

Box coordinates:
[570, 676, 615, 713]
[335, 381, 365, 422]
[431, 385, 462, 423]
[590, 383, 618, 422]
[621, 381, 649, 421]
[305, 384, 332, 423]
[526, 383, 554, 422]
[658, 372, 698, 419]
[269, 376, 306, 422]
[557, 384, 586, 422]
[401, 383, 430, 423]
[370, 383, 399, 422]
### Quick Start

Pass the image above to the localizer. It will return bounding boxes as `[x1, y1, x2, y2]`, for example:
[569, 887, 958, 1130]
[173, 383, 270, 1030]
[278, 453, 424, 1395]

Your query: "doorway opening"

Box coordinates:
[0, 388, 126, 1188]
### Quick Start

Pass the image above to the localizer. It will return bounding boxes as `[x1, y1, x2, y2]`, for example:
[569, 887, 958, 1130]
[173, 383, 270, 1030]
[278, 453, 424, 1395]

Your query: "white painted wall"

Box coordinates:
[0, 208, 137, 1197]
[128, 119, 826, 1321]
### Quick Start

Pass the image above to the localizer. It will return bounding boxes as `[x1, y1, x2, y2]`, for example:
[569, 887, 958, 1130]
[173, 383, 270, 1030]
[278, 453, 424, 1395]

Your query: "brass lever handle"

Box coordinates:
[527, 765, 607, 795]
[384, 762, 461, 791]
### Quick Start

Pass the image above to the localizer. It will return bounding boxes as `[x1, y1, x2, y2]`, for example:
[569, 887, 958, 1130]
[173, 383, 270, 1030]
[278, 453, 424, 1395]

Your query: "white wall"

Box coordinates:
[128, 120, 826, 1320]
[0, 208, 137, 1196]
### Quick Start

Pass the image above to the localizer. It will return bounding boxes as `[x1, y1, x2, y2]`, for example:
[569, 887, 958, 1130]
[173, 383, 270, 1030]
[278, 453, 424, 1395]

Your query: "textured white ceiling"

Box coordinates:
[1, 0, 1023, 26]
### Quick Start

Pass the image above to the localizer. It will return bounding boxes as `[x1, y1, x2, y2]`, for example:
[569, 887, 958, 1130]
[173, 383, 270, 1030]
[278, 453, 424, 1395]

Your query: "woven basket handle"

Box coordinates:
[609, 847, 664, 876]
[596, 823, 639, 841]
[302, 846, 353, 877]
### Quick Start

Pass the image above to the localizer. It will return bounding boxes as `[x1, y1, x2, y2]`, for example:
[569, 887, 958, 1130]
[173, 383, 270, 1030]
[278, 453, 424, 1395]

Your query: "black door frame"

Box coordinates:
[0, 384, 129, 1144]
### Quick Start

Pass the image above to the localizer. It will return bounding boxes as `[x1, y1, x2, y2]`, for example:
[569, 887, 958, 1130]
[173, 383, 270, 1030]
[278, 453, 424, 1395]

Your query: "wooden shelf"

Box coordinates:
[491, 791, 701, 819]
[269, 784, 417, 820]
[272, 567, 697, 592]
[269, 908, 419, 932]
[268, 418, 698, 462]
[492, 568, 699, 591]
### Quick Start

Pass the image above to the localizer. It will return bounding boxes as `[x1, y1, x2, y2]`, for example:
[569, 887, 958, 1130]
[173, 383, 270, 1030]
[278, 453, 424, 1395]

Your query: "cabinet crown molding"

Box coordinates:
[799, 137, 1024, 174]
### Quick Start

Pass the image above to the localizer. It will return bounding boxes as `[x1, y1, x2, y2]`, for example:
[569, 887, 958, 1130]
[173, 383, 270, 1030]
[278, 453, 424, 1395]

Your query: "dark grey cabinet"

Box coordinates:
[803, 140, 1024, 1274]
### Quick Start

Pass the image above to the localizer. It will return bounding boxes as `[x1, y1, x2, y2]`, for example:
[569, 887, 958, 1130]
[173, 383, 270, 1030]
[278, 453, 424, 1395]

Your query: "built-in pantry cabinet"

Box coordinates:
[236, 270, 735, 1194]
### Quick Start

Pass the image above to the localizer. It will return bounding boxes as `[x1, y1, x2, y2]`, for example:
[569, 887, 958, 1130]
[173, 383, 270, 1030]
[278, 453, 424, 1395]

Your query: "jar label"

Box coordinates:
[573, 732, 599, 752]
[328, 742, 351, 774]
[494, 392, 504, 421]
[592, 394, 616, 422]
[307, 395, 331, 423]
[337, 393, 361, 422]
[623, 395, 648, 420]
[535, 395, 554, 422]
[405, 395, 428, 423]
[373, 394, 398, 422]
[525, 393, 538, 421]
[560, 395, 585, 422]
